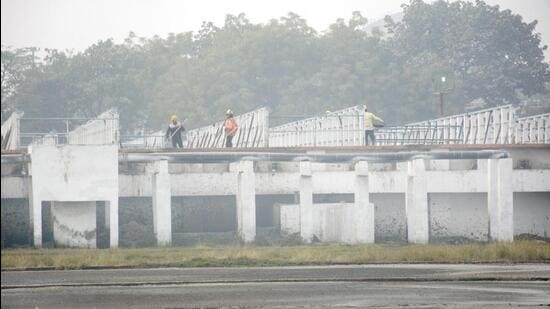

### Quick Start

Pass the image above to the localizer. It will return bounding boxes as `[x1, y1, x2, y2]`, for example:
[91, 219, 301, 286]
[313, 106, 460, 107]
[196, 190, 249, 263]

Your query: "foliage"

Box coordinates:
[1, 0, 549, 132]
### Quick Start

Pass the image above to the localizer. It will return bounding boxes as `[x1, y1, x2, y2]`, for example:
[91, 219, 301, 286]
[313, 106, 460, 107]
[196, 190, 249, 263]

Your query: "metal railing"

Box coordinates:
[4, 104, 547, 151]
[514, 113, 550, 144]
[120, 131, 168, 149]
[187, 107, 270, 148]
[376, 125, 463, 145]
[7, 110, 120, 148]
[269, 106, 364, 147]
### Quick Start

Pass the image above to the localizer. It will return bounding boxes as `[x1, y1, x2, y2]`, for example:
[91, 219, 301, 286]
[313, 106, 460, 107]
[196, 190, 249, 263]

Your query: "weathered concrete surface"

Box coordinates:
[1, 198, 30, 247]
[235, 160, 256, 242]
[514, 192, 550, 238]
[406, 158, 429, 244]
[118, 197, 155, 247]
[51, 201, 96, 248]
[151, 160, 171, 246]
[2, 265, 549, 308]
[429, 193, 488, 241]
[29, 145, 119, 247]
[2, 146, 550, 247]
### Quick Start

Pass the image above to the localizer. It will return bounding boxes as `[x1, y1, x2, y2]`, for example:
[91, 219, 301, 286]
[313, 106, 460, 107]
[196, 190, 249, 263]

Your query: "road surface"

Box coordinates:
[2, 264, 549, 308]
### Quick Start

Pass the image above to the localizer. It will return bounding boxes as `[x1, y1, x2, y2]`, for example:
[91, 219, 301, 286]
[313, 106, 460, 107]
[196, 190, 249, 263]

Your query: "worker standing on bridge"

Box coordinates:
[224, 109, 238, 148]
[364, 105, 384, 146]
[165, 114, 185, 148]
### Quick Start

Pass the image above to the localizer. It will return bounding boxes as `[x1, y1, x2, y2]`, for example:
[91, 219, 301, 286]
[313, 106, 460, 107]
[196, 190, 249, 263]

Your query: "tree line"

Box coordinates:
[2, 0, 549, 133]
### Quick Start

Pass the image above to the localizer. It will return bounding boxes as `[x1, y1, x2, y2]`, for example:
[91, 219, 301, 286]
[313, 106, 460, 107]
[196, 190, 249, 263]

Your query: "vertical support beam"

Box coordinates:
[27, 161, 43, 247]
[487, 158, 514, 241]
[406, 158, 429, 244]
[30, 197, 42, 247]
[108, 198, 119, 248]
[236, 160, 256, 243]
[152, 160, 172, 246]
[354, 161, 374, 243]
[299, 160, 314, 242]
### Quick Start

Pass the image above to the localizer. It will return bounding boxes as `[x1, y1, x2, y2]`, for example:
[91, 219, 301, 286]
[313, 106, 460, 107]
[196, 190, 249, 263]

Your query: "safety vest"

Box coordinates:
[224, 118, 238, 136]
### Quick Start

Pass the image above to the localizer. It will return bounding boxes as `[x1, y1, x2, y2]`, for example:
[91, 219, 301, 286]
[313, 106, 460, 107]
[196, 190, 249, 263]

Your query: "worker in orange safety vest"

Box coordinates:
[223, 109, 239, 148]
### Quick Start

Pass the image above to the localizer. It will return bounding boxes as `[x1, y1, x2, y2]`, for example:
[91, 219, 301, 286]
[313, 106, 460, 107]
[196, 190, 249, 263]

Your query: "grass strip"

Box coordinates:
[2, 241, 549, 270]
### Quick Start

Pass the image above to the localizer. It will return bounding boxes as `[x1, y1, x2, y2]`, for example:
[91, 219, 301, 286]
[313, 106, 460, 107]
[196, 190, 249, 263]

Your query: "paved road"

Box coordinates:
[2, 264, 549, 308]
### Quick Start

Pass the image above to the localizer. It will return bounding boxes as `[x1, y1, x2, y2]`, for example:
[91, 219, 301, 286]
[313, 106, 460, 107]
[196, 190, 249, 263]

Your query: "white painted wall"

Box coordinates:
[514, 192, 550, 238]
[2, 154, 550, 245]
[280, 202, 375, 244]
[429, 193, 488, 241]
[29, 144, 118, 247]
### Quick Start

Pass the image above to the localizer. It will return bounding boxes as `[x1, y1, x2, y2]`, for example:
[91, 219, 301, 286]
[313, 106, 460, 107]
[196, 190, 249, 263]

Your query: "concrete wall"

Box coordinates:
[29, 144, 119, 247]
[119, 197, 155, 247]
[514, 192, 550, 238]
[429, 193, 488, 242]
[2, 148, 550, 247]
[1, 198, 30, 247]
[373, 193, 407, 242]
[51, 201, 96, 248]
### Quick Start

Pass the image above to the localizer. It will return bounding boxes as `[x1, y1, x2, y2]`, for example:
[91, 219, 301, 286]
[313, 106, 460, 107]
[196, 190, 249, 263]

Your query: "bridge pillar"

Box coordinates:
[107, 199, 119, 248]
[29, 195, 42, 247]
[354, 161, 374, 243]
[236, 160, 256, 243]
[487, 158, 514, 241]
[299, 161, 314, 243]
[406, 158, 429, 244]
[152, 160, 172, 246]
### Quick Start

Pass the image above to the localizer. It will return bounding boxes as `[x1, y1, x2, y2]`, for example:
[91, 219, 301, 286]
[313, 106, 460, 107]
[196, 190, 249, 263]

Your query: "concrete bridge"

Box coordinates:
[2, 144, 549, 248]
[1, 107, 549, 248]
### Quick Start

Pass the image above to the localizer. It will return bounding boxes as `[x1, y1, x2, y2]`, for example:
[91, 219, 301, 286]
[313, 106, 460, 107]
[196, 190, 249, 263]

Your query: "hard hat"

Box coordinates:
[170, 115, 177, 121]
[226, 109, 233, 115]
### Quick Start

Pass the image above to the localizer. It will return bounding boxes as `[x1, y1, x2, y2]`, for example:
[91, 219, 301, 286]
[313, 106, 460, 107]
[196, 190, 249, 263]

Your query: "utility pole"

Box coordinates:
[433, 76, 454, 118]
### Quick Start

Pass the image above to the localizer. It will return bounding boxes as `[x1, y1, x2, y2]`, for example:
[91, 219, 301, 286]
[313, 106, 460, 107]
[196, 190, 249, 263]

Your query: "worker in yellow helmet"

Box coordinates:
[165, 114, 185, 148]
[364, 105, 384, 146]
[223, 109, 238, 148]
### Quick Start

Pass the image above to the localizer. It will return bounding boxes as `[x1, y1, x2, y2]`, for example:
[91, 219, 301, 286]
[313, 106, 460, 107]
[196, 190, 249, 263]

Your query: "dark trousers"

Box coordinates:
[365, 130, 376, 145]
[172, 136, 183, 148]
[225, 135, 234, 148]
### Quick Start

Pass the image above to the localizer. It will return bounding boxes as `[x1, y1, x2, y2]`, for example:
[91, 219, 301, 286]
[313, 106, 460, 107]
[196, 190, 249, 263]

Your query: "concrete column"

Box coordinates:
[236, 160, 256, 243]
[152, 160, 172, 246]
[30, 197, 42, 247]
[354, 161, 374, 243]
[405, 158, 429, 244]
[299, 161, 314, 242]
[477, 159, 488, 172]
[487, 158, 514, 241]
[108, 199, 119, 248]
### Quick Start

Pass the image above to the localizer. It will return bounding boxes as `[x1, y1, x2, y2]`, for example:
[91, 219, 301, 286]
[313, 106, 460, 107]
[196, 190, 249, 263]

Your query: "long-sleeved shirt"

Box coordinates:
[165, 121, 184, 139]
[364, 112, 383, 130]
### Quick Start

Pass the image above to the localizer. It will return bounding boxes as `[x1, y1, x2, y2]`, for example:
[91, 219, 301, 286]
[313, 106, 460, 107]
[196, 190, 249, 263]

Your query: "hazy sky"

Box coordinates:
[2, 0, 549, 58]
